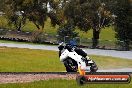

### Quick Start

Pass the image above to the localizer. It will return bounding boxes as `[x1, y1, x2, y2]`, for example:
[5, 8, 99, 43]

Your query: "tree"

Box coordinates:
[51, 0, 78, 42]
[63, 0, 114, 48]
[57, 20, 78, 42]
[112, 0, 132, 50]
[25, 0, 47, 30]
[4, 0, 27, 31]
[26, 0, 62, 30]
[4, 0, 61, 31]
[0, 0, 4, 11]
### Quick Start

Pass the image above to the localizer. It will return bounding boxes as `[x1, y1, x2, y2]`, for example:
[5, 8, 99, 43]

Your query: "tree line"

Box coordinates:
[0, 0, 132, 50]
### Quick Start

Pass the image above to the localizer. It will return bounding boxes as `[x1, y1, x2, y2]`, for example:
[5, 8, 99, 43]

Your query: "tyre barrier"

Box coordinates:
[0, 36, 30, 42]
[0, 36, 59, 45]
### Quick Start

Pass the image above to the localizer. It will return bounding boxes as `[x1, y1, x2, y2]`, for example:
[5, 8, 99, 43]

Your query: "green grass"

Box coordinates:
[0, 47, 64, 72]
[0, 47, 132, 72]
[23, 18, 59, 36]
[91, 55, 132, 69]
[76, 26, 116, 40]
[0, 79, 131, 88]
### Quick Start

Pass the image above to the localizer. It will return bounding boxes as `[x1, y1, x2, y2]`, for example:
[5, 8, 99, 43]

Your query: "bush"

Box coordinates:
[31, 30, 46, 43]
[57, 23, 78, 43]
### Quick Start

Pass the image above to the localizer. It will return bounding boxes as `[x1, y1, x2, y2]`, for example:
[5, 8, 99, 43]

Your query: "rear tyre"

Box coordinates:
[90, 63, 98, 73]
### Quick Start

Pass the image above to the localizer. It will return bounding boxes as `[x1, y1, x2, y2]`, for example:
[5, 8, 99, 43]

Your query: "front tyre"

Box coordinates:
[64, 58, 78, 72]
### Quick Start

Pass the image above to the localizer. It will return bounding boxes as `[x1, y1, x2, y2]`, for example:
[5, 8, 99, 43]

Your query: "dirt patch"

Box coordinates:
[0, 73, 78, 84]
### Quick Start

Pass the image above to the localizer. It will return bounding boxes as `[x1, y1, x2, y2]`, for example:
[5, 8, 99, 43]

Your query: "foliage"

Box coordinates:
[4, 0, 27, 31]
[0, 0, 4, 11]
[57, 22, 78, 42]
[31, 30, 44, 43]
[61, 0, 115, 48]
[4, 0, 61, 31]
[25, 0, 48, 30]
[113, 0, 132, 50]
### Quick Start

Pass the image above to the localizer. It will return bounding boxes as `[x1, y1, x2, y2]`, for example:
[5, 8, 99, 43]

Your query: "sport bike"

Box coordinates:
[58, 42, 98, 72]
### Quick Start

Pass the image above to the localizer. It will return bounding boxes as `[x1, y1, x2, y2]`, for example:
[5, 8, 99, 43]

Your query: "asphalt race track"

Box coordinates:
[0, 43, 132, 59]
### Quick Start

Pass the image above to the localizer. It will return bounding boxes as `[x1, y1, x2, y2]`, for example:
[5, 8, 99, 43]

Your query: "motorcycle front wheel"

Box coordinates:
[64, 58, 78, 72]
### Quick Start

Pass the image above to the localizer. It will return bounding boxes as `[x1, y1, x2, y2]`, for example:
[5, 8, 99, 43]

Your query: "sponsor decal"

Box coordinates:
[76, 73, 131, 85]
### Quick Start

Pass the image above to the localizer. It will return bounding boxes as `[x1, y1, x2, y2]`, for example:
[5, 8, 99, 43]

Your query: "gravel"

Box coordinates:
[0, 69, 132, 84]
[0, 73, 77, 84]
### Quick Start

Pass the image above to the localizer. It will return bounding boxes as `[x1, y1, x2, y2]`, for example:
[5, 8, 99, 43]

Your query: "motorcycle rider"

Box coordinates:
[58, 41, 87, 58]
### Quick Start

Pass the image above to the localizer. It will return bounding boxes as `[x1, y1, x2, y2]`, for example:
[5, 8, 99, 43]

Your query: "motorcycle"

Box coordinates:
[58, 42, 98, 72]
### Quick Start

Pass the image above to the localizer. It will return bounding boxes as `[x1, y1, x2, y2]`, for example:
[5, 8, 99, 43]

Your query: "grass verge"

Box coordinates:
[0, 47, 132, 72]
[0, 79, 131, 88]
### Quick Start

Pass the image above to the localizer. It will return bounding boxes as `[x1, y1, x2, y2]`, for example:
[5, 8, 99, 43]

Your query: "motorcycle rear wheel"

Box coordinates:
[90, 63, 98, 73]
